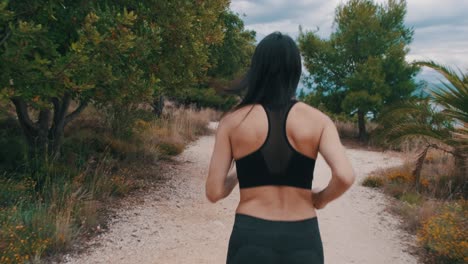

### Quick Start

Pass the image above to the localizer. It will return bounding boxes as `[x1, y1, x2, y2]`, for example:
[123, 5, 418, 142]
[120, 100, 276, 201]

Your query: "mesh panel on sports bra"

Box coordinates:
[260, 102, 295, 176]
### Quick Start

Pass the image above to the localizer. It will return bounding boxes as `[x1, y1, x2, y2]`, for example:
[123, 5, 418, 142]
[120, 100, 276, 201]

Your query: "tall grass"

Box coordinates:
[0, 151, 122, 263]
[138, 105, 216, 158]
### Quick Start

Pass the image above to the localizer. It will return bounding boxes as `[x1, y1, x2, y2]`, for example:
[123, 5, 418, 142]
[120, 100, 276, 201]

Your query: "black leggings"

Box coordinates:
[226, 213, 324, 264]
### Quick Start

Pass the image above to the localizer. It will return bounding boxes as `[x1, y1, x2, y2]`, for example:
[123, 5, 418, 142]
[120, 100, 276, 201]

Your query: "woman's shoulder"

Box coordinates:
[219, 104, 261, 124]
[293, 101, 333, 124]
[216, 104, 257, 131]
[218, 101, 334, 131]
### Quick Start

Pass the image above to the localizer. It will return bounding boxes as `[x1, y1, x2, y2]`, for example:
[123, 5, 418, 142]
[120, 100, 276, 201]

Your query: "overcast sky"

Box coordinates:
[230, 0, 468, 84]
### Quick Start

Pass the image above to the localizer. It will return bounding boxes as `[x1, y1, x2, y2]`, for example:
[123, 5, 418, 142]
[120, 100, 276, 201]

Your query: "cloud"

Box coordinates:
[231, 0, 468, 70]
[232, 0, 337, 38]
[231, 0, 325, 25]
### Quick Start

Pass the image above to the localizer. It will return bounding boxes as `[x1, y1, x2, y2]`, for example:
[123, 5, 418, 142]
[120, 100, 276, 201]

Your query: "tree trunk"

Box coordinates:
[152, 95, 165, 117]
[11, 97, 43, 169]
[412, 144, 431, 192]
[357, 110, 367, 141]
[36, 109, 51, 163]
[11, 95, 88, 167]
[453, 147, 467, 179]
[48, 94, 71, 159]
[49, 95, 88, 159]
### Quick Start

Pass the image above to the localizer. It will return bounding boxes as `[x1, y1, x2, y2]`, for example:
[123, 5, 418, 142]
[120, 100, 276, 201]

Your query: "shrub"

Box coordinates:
[0, 206, 52, 263]
[390, 201, 420, 232]
[383, 181, 406, 199]
[170, 87, 238, 111]
[417, 200, 468, 263]
[0, 148, 127, 260]
[157, 142, 185, 157]
[387, 170, 415, 184]
[399, 192, 423, 205]
[362, 175, 384, 188]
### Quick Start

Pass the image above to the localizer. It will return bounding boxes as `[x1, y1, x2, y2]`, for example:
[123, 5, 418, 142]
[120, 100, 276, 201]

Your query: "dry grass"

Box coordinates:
[334, 119, 378, 141]
[366, 147, 464, 198]
[363, 147, 467, 263]
[66, 105, 107, 134]
[390, 199, 439, 233]
[334, 120, 359, 138]
[137, 106, 217, 158]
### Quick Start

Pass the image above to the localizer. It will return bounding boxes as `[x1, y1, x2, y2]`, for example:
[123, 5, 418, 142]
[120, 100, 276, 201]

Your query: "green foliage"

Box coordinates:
[154, 8, 254, 110]
[375, 98, 454, 147]
[298, 0, 419, 139]
[376, 61, 467, 181]
[172, 87, 238, 111]
[208, 10, 256, 80]
[0, 1, 162, 164]
[0, 0, 251, 164]
[1, 2, 157, 105]
[139, 0, 230, 99]
[416, 61, 468, 152]
[342, 57, 388, 113]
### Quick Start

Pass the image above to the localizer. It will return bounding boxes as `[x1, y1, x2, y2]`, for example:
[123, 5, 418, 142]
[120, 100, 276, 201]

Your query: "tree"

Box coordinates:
[202, 10, 256, 110]
[416, 62, 468, 129]
[208, 11, 256, 81]
[375, 61, 467, 191]
[375, 99, 455, 191]
[140, 0, 230, 111]
[417, 61, 467, 175]
[0, 1, 158, 166]
[298, 0, 419, 141]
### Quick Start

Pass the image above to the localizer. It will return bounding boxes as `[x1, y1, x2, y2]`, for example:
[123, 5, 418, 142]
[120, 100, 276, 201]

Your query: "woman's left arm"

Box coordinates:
[205, 118, 238, 203]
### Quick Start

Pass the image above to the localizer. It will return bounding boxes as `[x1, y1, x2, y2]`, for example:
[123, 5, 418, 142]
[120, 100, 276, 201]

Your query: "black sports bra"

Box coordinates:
[235, 99, 316, 189]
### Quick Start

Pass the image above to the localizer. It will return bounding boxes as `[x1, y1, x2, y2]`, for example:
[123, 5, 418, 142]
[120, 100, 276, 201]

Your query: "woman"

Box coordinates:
[205, 31, 355, 264]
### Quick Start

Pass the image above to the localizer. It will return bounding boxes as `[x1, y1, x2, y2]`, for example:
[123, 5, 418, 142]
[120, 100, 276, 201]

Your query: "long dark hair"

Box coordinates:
[229, 31, 302, 111]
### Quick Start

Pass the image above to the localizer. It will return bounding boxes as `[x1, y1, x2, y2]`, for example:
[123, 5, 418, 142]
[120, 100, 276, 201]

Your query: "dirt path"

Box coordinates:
[62, 122, 419, 264]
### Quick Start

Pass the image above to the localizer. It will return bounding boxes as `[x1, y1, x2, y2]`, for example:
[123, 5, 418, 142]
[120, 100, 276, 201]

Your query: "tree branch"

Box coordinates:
[50, 93, 72, 136]
[60, 93, 72, 121]
[10, 97, 38, 133]
[64, 100, 89, 125]
[51, 97, 61, 125]
[0, 29, 11, 46]
[430, 144, 460, 158]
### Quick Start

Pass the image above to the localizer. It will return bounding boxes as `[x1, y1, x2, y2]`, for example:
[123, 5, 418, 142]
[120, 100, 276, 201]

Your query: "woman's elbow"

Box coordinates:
[345, 171, 356, 187]
[205, 188, 223, 203]
[334, 168, 356, 187]
[340, 171, 356, 187]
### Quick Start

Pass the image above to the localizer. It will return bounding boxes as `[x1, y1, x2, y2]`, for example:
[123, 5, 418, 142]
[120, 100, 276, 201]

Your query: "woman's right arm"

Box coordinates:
[313, 116, 355, 209]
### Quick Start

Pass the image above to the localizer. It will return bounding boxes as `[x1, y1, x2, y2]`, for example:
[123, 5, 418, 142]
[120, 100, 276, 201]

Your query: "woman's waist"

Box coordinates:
[236, 196, 317, 221]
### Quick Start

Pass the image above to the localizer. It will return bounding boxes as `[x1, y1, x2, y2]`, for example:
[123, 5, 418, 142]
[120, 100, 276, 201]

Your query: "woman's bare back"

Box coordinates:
[225, 102, 328, 220]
